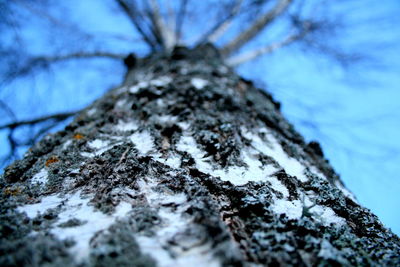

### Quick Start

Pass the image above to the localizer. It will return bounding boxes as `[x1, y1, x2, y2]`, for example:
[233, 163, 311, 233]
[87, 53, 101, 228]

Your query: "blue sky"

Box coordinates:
[1, 0, 399, 234]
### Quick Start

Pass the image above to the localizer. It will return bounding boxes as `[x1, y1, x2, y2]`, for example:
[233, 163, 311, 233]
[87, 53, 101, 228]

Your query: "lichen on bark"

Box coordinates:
[1, 45, 399, 266]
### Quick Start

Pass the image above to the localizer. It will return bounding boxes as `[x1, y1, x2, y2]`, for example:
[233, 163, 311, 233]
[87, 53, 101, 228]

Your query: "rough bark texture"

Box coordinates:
[1, 45, 399, 266]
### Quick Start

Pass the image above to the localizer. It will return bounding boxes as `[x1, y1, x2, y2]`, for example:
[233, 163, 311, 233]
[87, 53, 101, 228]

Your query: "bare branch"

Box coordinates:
[115, 0, 158, 49]
[226, 21, 313, 66]
[88, 32, 144, 43]
[0, 111, 77, 130]
[14, 0, 92, 40]
[221, 0, 293, 56]
[146, 0, 165, 45]
[166, 1, 176, 38]
[1, 51, 125, 86]
[1, 111, 76, 167]
[146, 0, 176, 50]
[34, 52, 125, 62]
[199, 0, 243, 44]
[0, 100, 17, 121]
[4, 128, 18, 164]
[226, 33, 298, 66]
[175, 0, 189, 43]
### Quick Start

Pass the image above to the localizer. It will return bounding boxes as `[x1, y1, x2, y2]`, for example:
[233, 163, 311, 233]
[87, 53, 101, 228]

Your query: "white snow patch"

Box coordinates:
[81, 139, 119, 158]
[127, 127, 180, 168]
[150, 76, 172, 87]
[62, 168, 83, 190]
[154, 115, 178, 124]
[69, 168, 80, 175]
[86, 108, 97, 116]
[180, 68, 188, 75]
[155, 154, 182, 169]
[272, 199, 303, 220]
[137, 179, 186, 206]
[62, 140, 72, 150]
[115, 120, 138, 132]
[309, 166, 328, 180]
[19, 190, 133, 263]
[176, 135, 214, 173]
[219, 66, 228, 74]
[134, 72, 154, 84]
[243, 127, 309, 182]
[271, 197, 345, 226]
[54, 192, 132, 262]
[310, 205, 346, 226]
[191, 78, 208, 90]
[156, 99, 166, 107]
[100, 134, 124, 142]
[177, 122, 190, 131]
[115, 86, 127, 95]
[130, 130, 155, 155]
[129, 81, 149, 93]
[267, 176, 289, 198]
[318, 239, 344, 261]
[31, 168, 48, 187]
[176, 134, 286, 190]
[17, 194, 62, 219]
[130, 76, 171, 93]
[80, 150, 99, 158]
[62, 176, 76, 191]
[136, 179, 220, 267]
[335, 181, 358, 203]
[115, 99, 127, 108]
[212, 149, 277, 186]
[88, 139, 109, 150]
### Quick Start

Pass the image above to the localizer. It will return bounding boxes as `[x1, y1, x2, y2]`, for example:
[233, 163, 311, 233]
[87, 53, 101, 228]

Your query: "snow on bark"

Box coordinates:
[86, 108, 97, 117]
[241, 127, 309, 182]
[1, 45, 399, 266]
[135, 178, 221, 267]
[129, 130, 156, 156]
[81, 139, 116, 158]
[115, 120, 138, 132]
[191, 77, 209, 90]
[271, 197, 345, 226]
[18, 190, 133, 262]
[176, 131, 277, 186]
[62, 139, 73, 150]
[30, 168, 48, 188]
[334, 180, 358, 203]
[129, 76, 172, 94]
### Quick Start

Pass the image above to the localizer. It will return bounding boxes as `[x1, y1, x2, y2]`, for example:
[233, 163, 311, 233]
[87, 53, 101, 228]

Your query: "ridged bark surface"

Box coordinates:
[1, 45, 399, 266]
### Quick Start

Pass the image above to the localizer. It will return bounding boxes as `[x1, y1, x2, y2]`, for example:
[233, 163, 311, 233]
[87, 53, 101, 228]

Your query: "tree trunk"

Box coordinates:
[1, 45, 399, 266]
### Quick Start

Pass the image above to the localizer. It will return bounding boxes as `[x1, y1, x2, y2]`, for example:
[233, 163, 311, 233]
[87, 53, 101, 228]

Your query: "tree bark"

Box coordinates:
[1, 45, 399, 266]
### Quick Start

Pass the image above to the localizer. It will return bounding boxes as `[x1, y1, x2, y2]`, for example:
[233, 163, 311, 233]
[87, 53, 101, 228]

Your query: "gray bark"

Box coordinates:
[1, 45, 399, 266]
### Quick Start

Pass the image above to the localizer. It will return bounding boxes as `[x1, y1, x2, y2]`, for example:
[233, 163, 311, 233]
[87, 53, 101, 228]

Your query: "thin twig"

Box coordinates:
[36, 52, 125, 62]
[0, 100, 17, 121]
[221, 0, 293, 56]
[166, 1, 176, 39]
[0, 111, 77, 130]
[147, 0, 175, 50]
[14, 0, 93, 41]
[117, 147, 131, 166]
[198, 0, 243, 44]
[227, 19, 313, 66]
[115, 0, 158, 49]
[227, 31, 301, 66]
[2, 51, 125, 85]
[175, 0, 189, 43]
